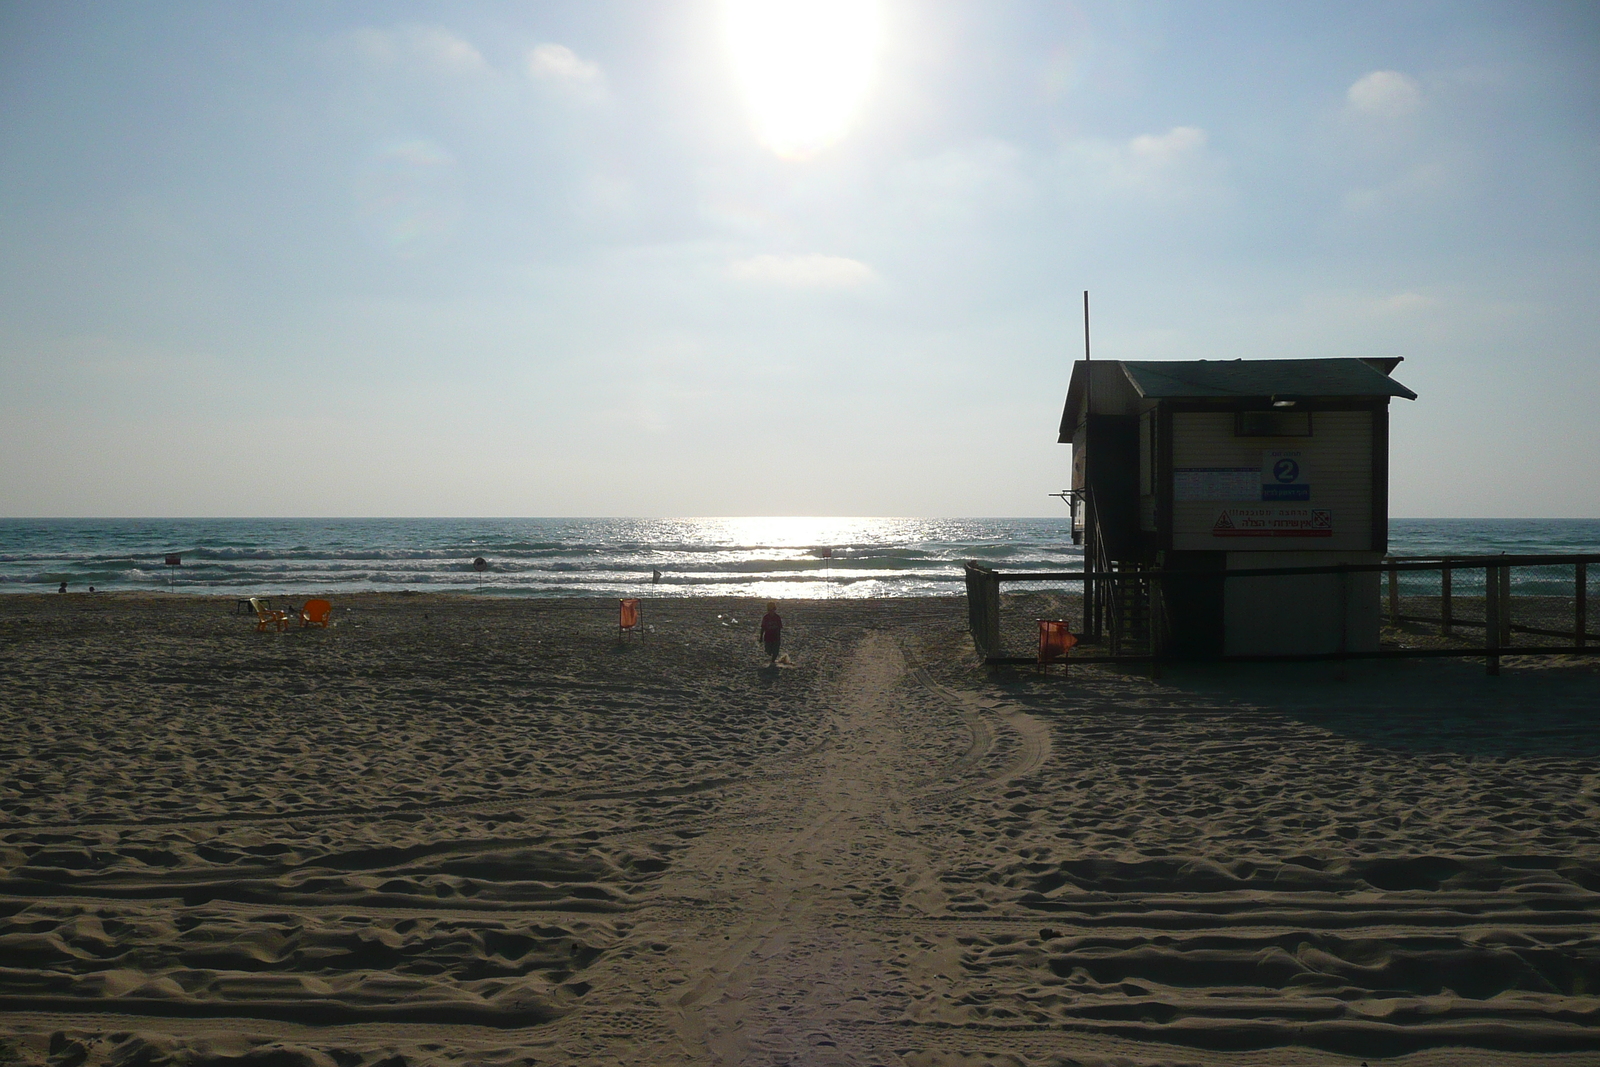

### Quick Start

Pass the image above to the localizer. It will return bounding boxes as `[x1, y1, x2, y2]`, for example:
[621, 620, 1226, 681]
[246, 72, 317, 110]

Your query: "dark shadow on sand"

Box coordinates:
[994, 656, 1600, 758]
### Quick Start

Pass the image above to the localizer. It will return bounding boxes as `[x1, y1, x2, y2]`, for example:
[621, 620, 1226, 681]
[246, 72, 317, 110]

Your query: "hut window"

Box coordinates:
[1235, 410, 1312, 437]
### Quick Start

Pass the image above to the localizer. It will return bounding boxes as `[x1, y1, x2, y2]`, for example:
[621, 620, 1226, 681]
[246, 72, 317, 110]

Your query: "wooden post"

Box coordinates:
[1485, 562, 1500, 676]
[1149, 570, 1164, 676]
[1388, 562, 1399, 624]
[1498, 560, 1513, 646]
[1440, 563, 1452, 636]
[1084, 500, 1099, 643]
[1578, 561, 1587, 649]
[965, 562, 1001, 659]
[985, 571, 1001, 658]
[1338, 564, 1349, 655]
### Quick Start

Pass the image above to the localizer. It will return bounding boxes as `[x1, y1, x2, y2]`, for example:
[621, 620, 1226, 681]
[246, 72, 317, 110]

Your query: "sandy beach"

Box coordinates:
[2, 591, 1599, 1066]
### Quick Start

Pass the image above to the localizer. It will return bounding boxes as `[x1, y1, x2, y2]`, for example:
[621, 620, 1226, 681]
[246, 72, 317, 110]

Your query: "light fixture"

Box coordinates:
[1271, 396, 1296, 408]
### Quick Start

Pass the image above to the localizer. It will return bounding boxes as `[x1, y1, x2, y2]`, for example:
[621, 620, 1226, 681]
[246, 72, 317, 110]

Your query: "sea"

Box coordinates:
[1, 518, 1597, 600]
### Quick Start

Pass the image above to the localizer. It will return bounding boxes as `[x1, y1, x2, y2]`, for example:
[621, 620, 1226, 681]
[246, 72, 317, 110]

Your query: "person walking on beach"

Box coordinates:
[759, 601, 782, 666]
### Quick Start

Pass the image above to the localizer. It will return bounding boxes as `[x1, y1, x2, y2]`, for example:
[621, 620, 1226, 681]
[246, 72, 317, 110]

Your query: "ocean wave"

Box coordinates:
[0, 516, 1088, 596]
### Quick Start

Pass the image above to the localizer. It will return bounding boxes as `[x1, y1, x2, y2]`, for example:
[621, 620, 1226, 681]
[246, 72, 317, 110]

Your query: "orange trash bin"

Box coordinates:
[1038, 620, 1077, 670]
[619, 598, 642, 640]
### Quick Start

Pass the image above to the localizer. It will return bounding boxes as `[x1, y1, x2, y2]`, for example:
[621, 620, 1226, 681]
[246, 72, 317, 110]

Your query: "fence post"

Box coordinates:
[1498, 559, 1512, 646]
[985, 570, 1000, 658]
[964, 562, 1001, 660]
[965, 562, 998, 659]
[1149, 570, 1164, 674]
[1440, 563, 1452, 636]
[1578, 561, 1588, 649]
[1084, 500, 1099, 644]
[1388, 561, 1399, 624]
[1485, 562, 1500, 676]
[1338, 564, 1349, 655]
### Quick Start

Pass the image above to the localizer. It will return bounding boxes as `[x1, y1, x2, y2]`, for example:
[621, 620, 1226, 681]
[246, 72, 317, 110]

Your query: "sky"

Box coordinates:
[1, 0, 1596, 518]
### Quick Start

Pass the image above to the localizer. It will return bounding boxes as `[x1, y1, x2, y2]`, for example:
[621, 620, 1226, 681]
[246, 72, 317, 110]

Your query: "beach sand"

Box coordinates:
[2, 592, 1599, 1066]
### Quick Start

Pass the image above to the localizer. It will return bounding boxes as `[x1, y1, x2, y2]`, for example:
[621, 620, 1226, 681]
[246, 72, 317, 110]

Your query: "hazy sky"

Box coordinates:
[2, 1, 1596, 518]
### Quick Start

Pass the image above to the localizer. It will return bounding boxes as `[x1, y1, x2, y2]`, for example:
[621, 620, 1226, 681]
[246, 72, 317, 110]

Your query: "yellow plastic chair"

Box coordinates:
[251, 597, 290, 633]
[299, 599, 333, 628]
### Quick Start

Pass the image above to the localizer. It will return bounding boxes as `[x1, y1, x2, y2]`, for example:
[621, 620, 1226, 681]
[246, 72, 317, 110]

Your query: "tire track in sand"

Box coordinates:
[904, 662, 1051, 804]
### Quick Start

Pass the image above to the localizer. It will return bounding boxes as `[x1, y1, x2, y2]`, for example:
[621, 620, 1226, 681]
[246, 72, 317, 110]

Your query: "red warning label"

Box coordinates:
[1211, 508, 1333, 537]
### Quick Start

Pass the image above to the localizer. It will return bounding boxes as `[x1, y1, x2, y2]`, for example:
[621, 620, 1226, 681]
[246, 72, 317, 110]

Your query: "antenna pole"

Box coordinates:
[1083, 290, 1091, 362]
[1080, 289, 1094, 619]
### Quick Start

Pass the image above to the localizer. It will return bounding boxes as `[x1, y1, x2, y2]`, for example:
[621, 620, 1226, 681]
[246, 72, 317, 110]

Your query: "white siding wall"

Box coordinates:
[1223, 551, 1382, 654]
[1171, 410, 1374, 552]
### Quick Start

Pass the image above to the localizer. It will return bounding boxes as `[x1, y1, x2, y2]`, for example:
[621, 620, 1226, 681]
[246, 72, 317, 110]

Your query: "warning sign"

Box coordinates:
[1212, 507, 1333, 537]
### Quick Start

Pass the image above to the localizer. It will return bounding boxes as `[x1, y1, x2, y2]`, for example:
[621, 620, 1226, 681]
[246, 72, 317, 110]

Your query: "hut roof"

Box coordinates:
[1059, 357, 1415, 442]
[1118, 357, 1415, 400]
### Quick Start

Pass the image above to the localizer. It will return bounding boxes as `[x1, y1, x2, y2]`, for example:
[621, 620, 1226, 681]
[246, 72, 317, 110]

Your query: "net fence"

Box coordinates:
[970, 556, 1595, 664]
[1381, 558, 1593, 651]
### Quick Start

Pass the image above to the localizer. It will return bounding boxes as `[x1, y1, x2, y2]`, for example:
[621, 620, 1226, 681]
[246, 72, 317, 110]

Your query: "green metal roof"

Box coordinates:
[1118, 358, 1415, 400]
[1058, 357, 1415, 442]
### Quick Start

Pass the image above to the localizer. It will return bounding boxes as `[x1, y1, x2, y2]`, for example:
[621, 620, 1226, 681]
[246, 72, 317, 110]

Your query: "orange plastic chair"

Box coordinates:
[1038, 620, 1078, 671]
[299, 599, 333, 628]
[250, 597, 289, 633]
[619, 598, 642, 640]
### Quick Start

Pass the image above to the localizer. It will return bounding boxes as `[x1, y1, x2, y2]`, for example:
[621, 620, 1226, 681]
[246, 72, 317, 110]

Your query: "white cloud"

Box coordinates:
[1302, 288, 1440, 322]
[895, 141, 1028, 202]
[1128, 125, 1207, 166]
[527, 43, 603, 85]
[580, 174, 637, 220]
[729, 253, 878, 288]
[1057, 126, 1218, 201]
[883, 141, 1034, 230]
[1341, 160, 1455, 214]
[1346, 70, 1422, 119]
[1375, 291, 1433, 314]
[348, 25, 488, 75]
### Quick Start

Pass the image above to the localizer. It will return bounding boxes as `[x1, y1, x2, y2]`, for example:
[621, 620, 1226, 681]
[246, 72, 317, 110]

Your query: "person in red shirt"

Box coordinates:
[759, 601, 783, 666]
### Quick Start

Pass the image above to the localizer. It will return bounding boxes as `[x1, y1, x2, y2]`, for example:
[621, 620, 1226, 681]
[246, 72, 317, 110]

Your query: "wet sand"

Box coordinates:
[2, 592, 1598, 1066]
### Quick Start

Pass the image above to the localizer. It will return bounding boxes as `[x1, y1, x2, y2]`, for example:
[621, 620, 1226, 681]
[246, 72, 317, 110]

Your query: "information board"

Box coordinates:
[1174, 468, 1258, 502]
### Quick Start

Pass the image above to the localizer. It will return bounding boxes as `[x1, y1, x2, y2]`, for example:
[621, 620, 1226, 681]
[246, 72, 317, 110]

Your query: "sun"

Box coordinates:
[723, 0, 883, 160]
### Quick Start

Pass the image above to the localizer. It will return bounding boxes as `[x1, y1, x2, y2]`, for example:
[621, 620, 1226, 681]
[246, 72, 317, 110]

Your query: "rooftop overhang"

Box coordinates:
[1058, 357, 1415, 443]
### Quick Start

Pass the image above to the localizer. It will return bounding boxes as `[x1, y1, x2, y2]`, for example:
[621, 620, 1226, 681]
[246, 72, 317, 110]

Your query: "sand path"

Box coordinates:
[670, 631, 924, 1063]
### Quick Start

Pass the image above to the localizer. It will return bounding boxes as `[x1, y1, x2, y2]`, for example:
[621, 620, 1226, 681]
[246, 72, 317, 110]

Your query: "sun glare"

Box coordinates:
[723, 0, 883, 160]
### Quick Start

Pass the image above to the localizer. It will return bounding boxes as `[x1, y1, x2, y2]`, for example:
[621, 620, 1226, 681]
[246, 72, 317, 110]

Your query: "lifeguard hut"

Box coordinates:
[1059, 357, 1416, 657]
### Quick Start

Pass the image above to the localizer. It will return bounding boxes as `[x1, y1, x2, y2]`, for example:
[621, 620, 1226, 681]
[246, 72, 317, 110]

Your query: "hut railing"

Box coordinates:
[1381, 554, 1591, 645]
[966, 552, 1600, 675]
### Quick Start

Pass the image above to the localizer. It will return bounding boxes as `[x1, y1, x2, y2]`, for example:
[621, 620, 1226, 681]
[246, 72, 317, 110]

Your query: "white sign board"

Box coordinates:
[1174, 468, 1258, 502]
